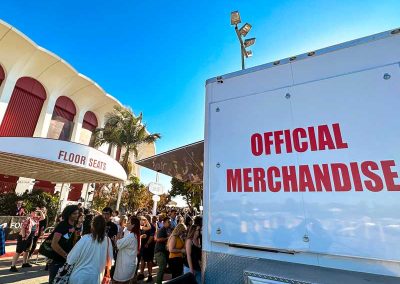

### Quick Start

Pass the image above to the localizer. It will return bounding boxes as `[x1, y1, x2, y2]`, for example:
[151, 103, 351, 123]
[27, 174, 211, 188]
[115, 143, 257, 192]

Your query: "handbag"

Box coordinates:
[53, 263, 74, 284]
[38, 232, 56, 259]
[102, 237, 112, 284]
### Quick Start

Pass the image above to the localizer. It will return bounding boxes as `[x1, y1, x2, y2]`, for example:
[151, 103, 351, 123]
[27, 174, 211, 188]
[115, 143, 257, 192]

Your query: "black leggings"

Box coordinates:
[169, 257, 183, 279]
[29, 235, 39, 257]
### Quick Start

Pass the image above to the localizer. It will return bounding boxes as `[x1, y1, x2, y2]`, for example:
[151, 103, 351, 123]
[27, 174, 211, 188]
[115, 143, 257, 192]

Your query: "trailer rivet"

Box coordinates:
[216, 227, 222, 234]
[216, 163, 221, 168]
[383, 73, 391, 80]
[285, 93, 291, 99]
[216, 107, 220, 112]
[303, 235, 309, 242]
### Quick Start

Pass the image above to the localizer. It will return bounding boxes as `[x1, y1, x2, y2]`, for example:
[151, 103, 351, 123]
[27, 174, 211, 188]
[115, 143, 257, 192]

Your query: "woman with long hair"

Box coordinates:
[168, 223, 187, 279]
[184, 224, 202, 283]
[118, 216, 128, 239]
[113, 216, 140, 284]
[66, 215, 113, 283]
[137, 215, 156, 282]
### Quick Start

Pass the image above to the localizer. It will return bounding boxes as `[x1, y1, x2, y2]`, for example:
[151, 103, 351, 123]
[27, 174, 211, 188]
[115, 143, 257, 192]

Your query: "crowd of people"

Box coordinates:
[8, 202, 202, 284]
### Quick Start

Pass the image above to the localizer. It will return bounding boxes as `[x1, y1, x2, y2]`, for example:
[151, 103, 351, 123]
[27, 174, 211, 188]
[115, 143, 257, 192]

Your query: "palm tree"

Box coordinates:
[94, 105, 160, 210]
[94, 105, 161, 175]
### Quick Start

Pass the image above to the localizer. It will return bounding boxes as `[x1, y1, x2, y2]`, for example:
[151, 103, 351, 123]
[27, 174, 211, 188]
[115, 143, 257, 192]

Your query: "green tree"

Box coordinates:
[94, 105, 161, 175]
[93, 106, 160, 210]
[123, 176, 152, 212]
[91, 184, 118, 211]
[170, 178, 202, 210]
[157, 193, 171, 210]
[0, 191, 59, 225]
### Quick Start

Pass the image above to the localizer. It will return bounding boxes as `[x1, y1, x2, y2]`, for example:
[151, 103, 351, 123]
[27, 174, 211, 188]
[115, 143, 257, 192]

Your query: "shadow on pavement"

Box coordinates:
[0, 259, 48, 284]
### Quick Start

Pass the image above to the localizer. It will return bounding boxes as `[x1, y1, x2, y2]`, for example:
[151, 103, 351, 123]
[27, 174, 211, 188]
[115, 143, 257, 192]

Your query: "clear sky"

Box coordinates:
[1, 1, 399, 200]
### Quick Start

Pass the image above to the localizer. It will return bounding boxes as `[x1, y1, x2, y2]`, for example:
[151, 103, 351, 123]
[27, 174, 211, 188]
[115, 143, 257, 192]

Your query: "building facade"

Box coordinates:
[0, 20, 155, 206]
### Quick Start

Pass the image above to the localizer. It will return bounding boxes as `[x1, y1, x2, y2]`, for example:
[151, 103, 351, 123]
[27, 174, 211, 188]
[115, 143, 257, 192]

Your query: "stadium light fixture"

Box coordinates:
[231, 11, 256, 70]
[239, 23, 252, 37]
[244, 38, 256, 48]
[230, 11, 241, 25]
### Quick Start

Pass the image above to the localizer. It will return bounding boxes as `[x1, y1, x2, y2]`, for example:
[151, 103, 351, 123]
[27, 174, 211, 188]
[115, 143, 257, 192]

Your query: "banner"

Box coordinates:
[0, 216, 26, 240]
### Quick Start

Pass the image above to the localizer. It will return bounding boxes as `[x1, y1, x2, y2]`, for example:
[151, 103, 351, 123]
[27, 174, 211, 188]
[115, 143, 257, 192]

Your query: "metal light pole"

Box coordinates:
[116, 182, 124, 211]
[231, 11, 256, 70]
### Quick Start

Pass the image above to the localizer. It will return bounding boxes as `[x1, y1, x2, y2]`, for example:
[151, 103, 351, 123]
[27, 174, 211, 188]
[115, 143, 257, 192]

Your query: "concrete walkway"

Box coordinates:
[0, 243, 172, 284]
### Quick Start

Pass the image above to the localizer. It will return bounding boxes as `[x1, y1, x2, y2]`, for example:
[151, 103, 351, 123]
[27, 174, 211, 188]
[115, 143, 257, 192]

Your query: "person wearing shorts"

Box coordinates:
[10, 209, 44, 272]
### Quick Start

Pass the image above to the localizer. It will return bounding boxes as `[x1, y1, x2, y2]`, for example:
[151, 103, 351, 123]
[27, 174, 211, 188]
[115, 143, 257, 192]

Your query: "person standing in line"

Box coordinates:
[154, 217, 171, 284]
[151, 216, 158, 234]
[66, 215, 113, 284]
[77, 203, 84, 214]
[184, 225, 202, 283]
[137, 215, 155, 282]
[157, 214, 164, 230]
[169, 209, 178, 229]
[48, 205, 80, 284]
[28, 206, 48, 261]
[112, 210, 121, 226]
[10, 209, 44, 272]
[168, 223, 187, 279]
[117, 216, 128, 238]
[82, 209, 94, 236]
[0, 223, 6, 257]
[14, 200, 25, 216]
[102, 207, 118, 258]
[74, 211, 85, 242]
[113, 216, 140, 284]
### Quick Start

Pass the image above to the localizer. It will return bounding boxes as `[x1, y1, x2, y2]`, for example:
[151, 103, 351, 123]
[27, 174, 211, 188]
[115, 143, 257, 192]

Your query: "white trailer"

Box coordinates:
[203, 28, 400, 283]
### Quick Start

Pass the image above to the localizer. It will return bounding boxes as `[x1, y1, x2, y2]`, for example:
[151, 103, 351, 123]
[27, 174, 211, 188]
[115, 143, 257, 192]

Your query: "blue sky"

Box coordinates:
[1, 1, 399, 196]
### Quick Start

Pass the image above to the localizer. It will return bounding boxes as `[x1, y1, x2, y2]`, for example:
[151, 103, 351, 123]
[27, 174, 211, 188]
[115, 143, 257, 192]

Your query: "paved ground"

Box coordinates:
[0, 243, 171, 284]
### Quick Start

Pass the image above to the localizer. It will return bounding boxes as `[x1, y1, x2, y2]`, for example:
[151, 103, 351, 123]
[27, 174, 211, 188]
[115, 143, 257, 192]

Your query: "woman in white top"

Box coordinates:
[66, 215, 113, 284]
[113, 216, 140, 284]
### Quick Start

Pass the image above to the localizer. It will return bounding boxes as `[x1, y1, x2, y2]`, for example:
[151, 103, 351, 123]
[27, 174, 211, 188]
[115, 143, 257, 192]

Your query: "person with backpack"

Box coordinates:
[48, 205, 80, 284]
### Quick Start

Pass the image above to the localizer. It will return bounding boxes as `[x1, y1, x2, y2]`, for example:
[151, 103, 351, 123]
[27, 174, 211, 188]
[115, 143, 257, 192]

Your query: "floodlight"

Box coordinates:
[244, 37, 256, 48]
[246, 50, 253, 57]
[231, 11, 256, 70]
[231, 11, 241, 25]
[239, 23, 252, 37]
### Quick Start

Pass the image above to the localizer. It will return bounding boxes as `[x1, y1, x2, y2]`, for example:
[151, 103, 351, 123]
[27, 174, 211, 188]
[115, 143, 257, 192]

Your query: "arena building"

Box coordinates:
[0, 20, 155, 207]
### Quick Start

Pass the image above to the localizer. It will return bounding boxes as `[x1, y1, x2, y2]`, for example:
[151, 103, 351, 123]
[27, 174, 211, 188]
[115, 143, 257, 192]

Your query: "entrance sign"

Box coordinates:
[148, 182, 164, 195]
[208, 64, 400, 261]
[0, 137, 127, 183]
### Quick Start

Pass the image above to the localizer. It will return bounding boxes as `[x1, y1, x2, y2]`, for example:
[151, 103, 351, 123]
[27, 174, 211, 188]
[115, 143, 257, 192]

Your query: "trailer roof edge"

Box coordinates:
[206, 27, 400, 85]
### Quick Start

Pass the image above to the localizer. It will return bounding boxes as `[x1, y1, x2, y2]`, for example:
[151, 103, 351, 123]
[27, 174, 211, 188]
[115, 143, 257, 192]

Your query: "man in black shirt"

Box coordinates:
[102, 207, 118, 258]
[82, 209, 93, 236]
[154, 217, 171, 284]
[102, 207, 118, 239]
[49, 205, 79, 284]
